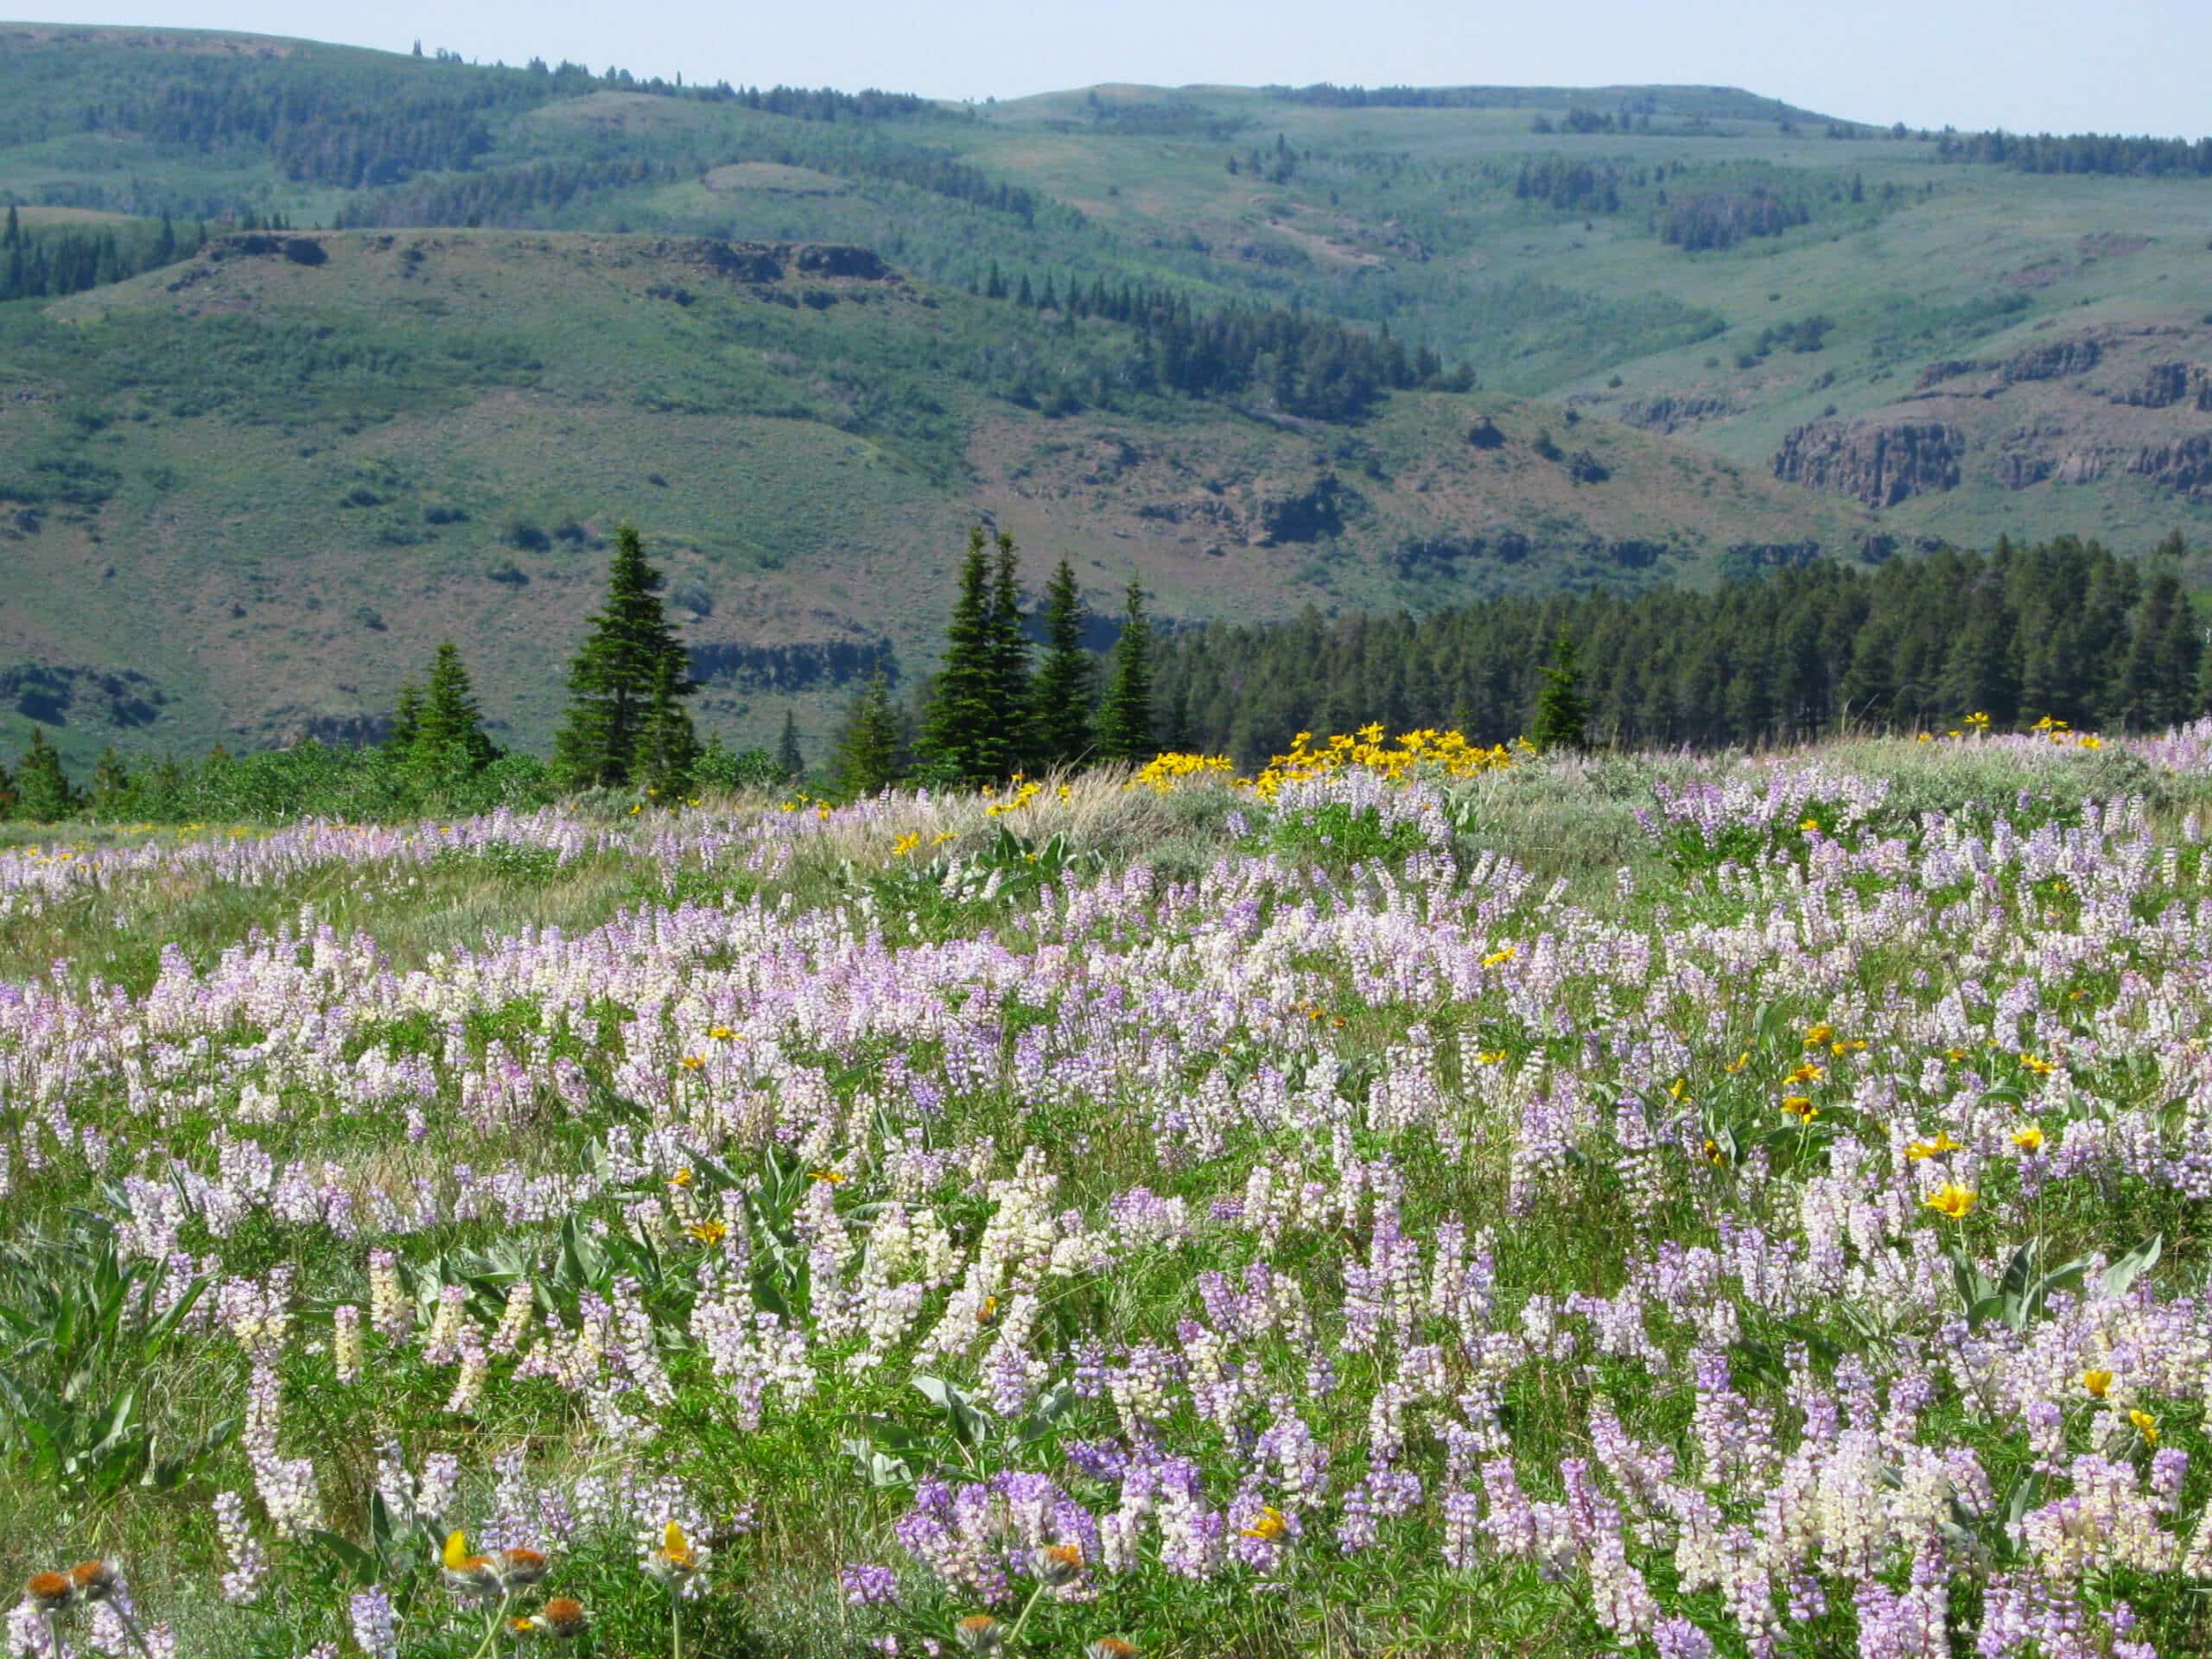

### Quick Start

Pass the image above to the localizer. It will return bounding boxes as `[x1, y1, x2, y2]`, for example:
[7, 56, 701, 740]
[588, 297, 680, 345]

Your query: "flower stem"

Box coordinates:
[111, 1605, 161, 1659]
[670, 1583, 683, 1659]
[466, 1591, 512, 1659]
[1003, 1579, 1049, 1649]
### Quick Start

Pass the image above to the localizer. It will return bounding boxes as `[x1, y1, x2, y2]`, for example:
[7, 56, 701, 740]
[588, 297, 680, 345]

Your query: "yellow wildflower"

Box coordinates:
[2131, 1408, 2158, 1443]
[1923, 1182, 1978, 1220]
[1240, 1505, 1288, 1541]
[2082, 1369, 2113, 1399]
[2012, 1125, 2044, 1153]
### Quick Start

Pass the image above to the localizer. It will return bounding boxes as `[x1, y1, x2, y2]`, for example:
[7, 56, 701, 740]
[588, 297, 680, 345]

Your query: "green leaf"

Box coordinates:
[2104, 1234, 2162, 1299]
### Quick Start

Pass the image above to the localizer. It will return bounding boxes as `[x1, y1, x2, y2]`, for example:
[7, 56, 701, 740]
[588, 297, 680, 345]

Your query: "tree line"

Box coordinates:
[1936, 130, 2212, 179]
[9, 529, 2206, 822]
[1148, 534, 2207, 764]
[975, 270, 1472, 421]
[0, 206, 203, 302]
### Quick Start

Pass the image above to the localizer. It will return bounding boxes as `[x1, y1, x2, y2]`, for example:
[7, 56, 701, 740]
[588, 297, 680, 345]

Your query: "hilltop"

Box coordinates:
[3, 26, 2212, 757]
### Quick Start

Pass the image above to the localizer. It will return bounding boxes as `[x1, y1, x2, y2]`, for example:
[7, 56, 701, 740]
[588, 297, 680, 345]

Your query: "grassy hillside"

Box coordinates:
[3, 25, 2212, 759]
[0, 227, 1862, 761]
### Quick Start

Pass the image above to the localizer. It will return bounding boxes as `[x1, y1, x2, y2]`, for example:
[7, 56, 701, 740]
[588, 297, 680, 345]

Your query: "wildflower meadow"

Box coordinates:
[9, 723, 2212, 1658]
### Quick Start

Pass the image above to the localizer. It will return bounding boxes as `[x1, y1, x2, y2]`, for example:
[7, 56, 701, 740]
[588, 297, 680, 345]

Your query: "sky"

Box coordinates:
[18, 0, 2210, 137]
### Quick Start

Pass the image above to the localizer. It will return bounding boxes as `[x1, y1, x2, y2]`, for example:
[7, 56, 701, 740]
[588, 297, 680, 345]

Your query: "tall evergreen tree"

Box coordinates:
[834, 671, 904, 797]
[636, 652, 702, 794]
[1531, 632, 1591, 751]
[1033, 558, 1093, 768]
[1096, 579, 1156, 763]
[13, 728, 77, 823]
[386, 683, 423, 753]
[88, 747, 130, 817]
[776, 709, 806, 780]
[986, 531, 1033, 770]
[413, 641, 496, 771]
[918, 529, 1004, 785]
[553, 524, 693, 788]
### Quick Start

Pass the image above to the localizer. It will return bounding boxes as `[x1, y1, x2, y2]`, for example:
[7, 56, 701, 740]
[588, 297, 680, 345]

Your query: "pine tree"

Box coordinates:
[1095, 580, 1155, 763]
[413, 642, 495, 772]
[834, 671, 904, 797]
[918, 529, 1002, 784]
[636, 652, 701, 795]
[1033, 559, 1093, 768]
[386, 683, 423, 753]
[88, 747, 130, 817]
[14, 727, 77, 822]
[776, 709, 805, 780]
[553, 524, 693, 788]
[985, 532, 1033, 772]
[0, 756, 14, 818]
[1531, 632, 1591, 751]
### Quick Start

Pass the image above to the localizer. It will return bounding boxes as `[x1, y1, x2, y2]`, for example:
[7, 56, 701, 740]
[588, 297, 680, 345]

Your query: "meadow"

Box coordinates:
[6, 722, 2212, 1656]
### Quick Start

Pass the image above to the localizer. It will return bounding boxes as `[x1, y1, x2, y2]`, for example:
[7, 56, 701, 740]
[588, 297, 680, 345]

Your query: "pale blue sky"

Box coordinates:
[17, 0, 2209, 137]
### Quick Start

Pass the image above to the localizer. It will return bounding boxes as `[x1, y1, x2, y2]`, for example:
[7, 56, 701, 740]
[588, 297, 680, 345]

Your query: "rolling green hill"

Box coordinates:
[3, 24, 2212, 760]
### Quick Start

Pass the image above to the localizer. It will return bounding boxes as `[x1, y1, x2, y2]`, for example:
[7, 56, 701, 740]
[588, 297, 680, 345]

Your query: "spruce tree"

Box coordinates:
[918, 529, 1001, 784]
[637, 652, 702, 794]
[553, 524, 693, 788]
[1033, 558, 1093, 768]
[1531, 632, 1591, 751]
[88, 747, 130, 817]
[834, 671, 904, 797]
[0, 756, 15, 818]
[386, 683, 423, 753]
[414, 642, 495, 772]
[776, 709, 806, 780]
[14, 728, 77, 822]
[1095, 579, 1156, 763]
[986, 531, 1033, 771]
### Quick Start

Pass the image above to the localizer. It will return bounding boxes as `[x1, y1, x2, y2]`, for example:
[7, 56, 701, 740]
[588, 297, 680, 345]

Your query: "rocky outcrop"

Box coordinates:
[2002, 337, 2102, 382]
[1915, 359, 1980, 390]
[2115, 361, 2212, 410]
[1618, 393, 1735, 434]
[2127, 437, 2212, 499]
[0, 663, 166, 728]
[1998, 449, 2055, 489]
[1772, 420, 1963, 506]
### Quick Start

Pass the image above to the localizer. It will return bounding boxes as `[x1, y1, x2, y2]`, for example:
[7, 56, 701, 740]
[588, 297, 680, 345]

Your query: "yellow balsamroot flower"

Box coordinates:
[1701, 1138, 1726, 1166]
[1669, 1077, 1689, 1103]
[892, 831, 922, 857]
[687, 1220, 729, 1245]
[1924, 1183, 1978, 1220]
[2132, 1409, 2158, 1443]
[1787, 1063, 1824, 1085]
[708, 1026, 736, 1041]
[2012, 1125, 2045, 1153]
[668, 1167, 694, 1187]
[1799, 817, 1821, 834]
[1476, 1049, 1508, 1065]
[809, 1168, 848, 1185]
[1482, 946, 1516, 968]
[1240, 1505, 1288, 1541]
[1725, 1050, 1751, 1074]
[2082, 1369, 2113, 1399]
[1803, 1024, 1834, 1046]
[1780, 1096, 1818, 1122]
[2020, 1052, 2056, 1077]
[1906, 1132, 1962, 1162]
[678, 1054, 704, 1070]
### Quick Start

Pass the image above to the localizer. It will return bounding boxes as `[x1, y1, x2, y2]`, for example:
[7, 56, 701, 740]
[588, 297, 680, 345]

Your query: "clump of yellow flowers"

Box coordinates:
[1131, 725, 1522, 798]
